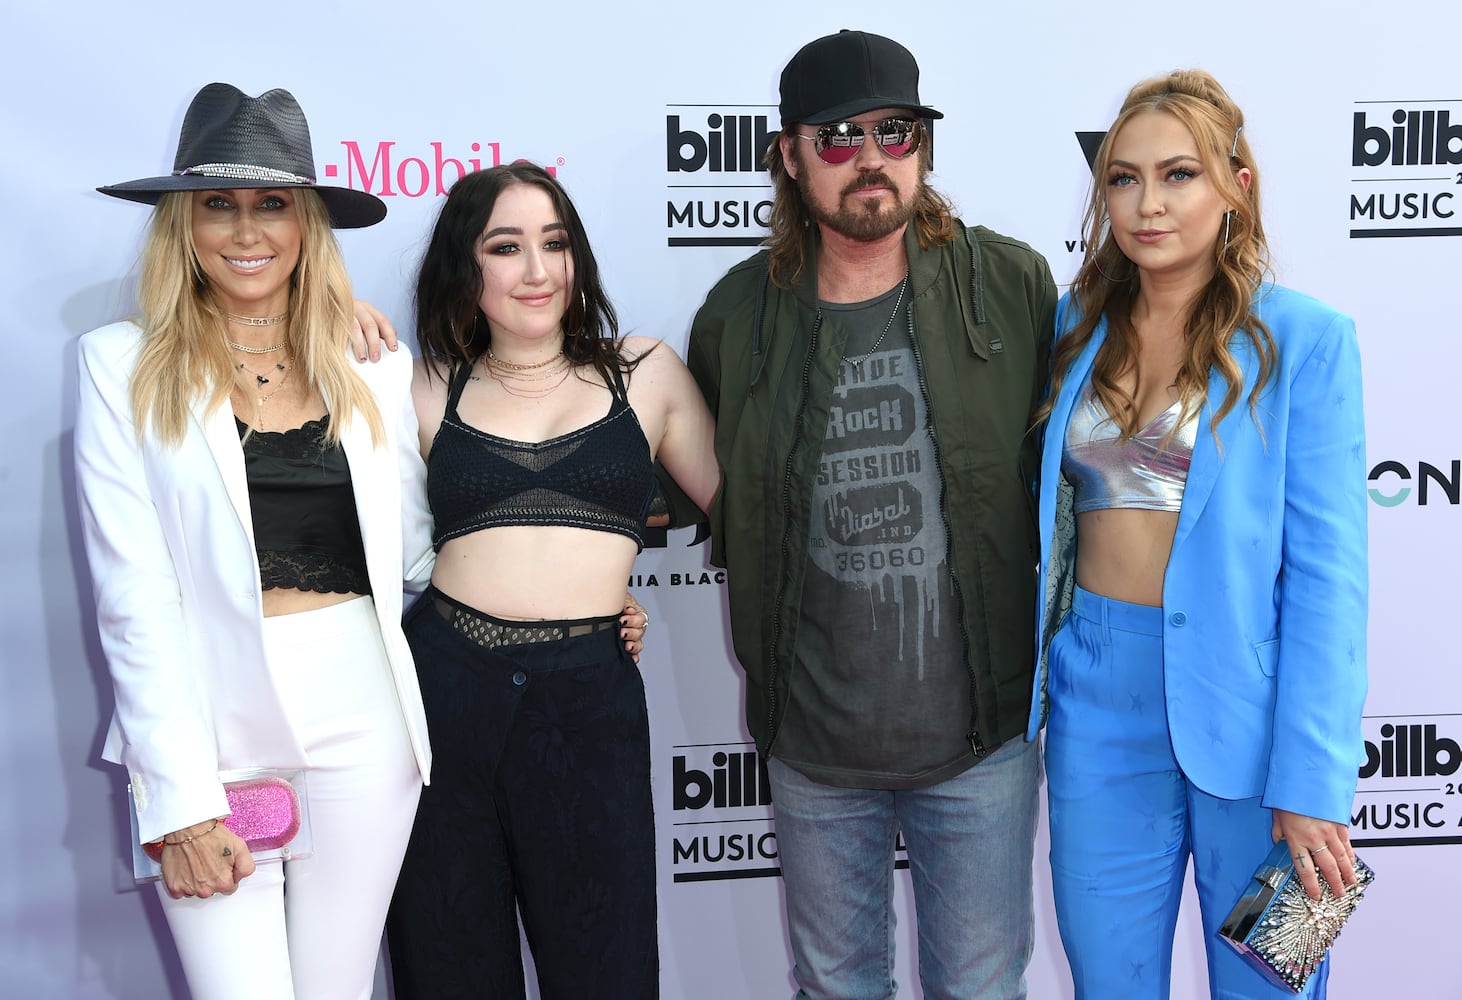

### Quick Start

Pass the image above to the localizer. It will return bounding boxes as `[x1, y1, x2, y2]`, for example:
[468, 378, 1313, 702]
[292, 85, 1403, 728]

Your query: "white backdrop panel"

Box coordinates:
[3, 1, 1457, 997]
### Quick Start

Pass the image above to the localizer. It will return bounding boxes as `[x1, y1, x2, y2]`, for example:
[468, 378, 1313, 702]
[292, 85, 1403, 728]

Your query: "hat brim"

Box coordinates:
[97, 175, 387, 229]
[799, 100, 944, 126]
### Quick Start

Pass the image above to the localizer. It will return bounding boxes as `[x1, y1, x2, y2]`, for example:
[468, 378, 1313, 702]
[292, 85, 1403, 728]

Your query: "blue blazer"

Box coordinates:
[1027, 285, 1368, 824]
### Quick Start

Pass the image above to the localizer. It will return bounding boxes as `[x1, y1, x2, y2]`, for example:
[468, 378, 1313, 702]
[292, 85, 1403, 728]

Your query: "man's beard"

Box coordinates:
[798, 169, 919, 242]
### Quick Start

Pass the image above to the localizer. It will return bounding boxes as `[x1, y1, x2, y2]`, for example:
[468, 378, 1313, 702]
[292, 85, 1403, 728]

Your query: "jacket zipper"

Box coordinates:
[907, 305, 987, 758]
[765, 310, 822, 749]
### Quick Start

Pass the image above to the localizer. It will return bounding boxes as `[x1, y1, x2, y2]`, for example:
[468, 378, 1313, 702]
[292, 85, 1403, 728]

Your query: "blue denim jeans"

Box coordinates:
[766, 737, 1040, 1000]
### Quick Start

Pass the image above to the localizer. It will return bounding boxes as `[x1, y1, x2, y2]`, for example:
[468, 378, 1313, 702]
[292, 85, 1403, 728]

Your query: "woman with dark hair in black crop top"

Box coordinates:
[384, 162, 719, 1000]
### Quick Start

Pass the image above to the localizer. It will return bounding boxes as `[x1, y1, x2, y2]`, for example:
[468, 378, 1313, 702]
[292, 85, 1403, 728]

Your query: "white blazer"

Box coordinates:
[75, 322, 434, 844]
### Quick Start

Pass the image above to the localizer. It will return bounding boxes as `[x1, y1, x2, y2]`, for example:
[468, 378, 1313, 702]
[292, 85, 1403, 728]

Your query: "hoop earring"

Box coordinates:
[1088, 242, 1134, 284]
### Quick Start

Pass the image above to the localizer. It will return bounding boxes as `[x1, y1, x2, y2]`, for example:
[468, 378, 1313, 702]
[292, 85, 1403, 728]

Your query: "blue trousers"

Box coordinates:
[1045, 585, 1328, 1000]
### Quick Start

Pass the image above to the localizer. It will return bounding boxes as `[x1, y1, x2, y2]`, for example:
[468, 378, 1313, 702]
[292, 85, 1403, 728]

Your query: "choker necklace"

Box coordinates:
[842, 272, 909, 370]
[486, 347, 565, 371]
[229, 339, 287, 355]
[227, 312, 288, 327]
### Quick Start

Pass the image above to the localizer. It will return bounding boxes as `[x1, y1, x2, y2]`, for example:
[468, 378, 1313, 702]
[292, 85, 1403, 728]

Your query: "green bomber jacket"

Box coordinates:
[686, 221, 1056, 759]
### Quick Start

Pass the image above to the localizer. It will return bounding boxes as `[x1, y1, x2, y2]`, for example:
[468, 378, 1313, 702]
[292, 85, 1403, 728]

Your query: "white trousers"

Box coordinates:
[157, 597, 422, 1000]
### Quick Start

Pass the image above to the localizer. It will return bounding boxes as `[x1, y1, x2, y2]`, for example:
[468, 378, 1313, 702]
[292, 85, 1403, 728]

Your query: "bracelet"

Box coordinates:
[160, 819, 221, 848]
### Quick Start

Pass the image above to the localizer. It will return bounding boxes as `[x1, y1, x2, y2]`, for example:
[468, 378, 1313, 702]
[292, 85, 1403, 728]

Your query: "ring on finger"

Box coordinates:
[1310, 844, 1329, 856]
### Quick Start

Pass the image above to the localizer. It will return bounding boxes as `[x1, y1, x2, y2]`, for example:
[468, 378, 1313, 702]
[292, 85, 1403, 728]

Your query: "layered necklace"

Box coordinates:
[478, 347, 573, 399]
[228, 326, 293, 431]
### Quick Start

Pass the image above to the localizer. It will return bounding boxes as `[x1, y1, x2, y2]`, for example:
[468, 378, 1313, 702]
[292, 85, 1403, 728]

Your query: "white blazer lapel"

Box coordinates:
[195, 399, 254, 550]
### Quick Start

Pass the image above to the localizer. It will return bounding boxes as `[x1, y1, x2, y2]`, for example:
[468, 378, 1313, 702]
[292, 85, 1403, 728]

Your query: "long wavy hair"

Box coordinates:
[762, 123, 956, 289]
[128, 188, 384, 446]
[1036, 69, 1276, 442]
[414, 162, 638, 387]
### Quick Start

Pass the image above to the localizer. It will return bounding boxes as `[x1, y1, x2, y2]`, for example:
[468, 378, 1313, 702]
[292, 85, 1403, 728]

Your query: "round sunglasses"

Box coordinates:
[794, 117, 923, 165]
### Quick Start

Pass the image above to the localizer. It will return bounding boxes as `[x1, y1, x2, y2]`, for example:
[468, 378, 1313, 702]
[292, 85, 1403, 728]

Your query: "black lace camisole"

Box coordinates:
[427, 361, 656, 552]
[237, 416, 371, 595]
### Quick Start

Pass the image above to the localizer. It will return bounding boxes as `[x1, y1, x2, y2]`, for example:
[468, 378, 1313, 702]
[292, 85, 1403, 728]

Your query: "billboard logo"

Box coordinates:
[668, 742, 778, 882]
[664, 105, 776, 249]
[1349, 101, 1462, 239]
[1352, 715, 1462, 847]
[667, 113, 776, 174]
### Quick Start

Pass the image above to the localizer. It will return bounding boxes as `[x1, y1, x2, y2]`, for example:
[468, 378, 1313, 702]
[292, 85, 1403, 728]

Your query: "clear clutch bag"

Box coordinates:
[128, 767, 313, 882]
[1218, 839, 1374, 993]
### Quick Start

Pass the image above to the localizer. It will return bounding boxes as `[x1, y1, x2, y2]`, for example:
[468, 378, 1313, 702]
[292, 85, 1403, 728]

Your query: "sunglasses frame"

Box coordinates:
[795, 117, 925, 165]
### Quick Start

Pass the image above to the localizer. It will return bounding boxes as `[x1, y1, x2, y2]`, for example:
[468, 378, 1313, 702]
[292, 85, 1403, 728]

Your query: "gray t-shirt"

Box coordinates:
[775, 285, 975, 789]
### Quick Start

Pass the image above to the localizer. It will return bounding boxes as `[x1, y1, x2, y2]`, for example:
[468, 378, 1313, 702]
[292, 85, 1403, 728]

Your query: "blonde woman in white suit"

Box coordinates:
[76, 83, 432, 1000]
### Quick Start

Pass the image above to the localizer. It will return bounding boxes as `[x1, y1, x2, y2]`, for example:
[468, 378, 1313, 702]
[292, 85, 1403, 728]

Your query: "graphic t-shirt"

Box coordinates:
[774, 286, 974, 789]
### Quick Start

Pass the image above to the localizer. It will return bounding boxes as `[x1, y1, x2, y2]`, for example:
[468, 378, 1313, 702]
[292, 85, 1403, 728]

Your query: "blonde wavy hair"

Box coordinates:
[761, 124, 956, 289]
[128, 189, 383, 447]
[1036, 69, 1276, 441]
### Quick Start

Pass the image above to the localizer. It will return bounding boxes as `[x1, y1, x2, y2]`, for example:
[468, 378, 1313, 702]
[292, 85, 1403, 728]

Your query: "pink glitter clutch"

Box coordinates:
[130, 768, 313, 881]
[218, 775, 302, 851]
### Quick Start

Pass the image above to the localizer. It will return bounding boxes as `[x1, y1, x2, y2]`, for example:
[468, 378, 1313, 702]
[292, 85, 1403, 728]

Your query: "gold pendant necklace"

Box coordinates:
[237, 355, 293, 431]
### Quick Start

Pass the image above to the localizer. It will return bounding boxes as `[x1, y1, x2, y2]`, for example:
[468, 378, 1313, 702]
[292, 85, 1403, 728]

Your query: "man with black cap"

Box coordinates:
[685, 29, 1055, 999]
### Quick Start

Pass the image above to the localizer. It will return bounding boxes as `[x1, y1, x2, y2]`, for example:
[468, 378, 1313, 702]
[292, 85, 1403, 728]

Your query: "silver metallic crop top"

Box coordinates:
[1061, 389, 1198, 513]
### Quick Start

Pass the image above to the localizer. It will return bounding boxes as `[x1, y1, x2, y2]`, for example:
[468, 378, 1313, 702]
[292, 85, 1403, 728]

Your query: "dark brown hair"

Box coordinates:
[414, 162, 637, 386]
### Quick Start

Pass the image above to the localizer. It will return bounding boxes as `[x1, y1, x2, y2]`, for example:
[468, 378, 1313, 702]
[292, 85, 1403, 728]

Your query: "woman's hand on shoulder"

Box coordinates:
[351, 300, 399, 363]
[158, 818, 255, 900]
[1271, 808, 1359, 901]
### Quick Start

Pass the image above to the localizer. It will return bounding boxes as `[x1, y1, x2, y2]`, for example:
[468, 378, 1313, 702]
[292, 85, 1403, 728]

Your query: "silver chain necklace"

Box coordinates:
[842, 272, 908, 369]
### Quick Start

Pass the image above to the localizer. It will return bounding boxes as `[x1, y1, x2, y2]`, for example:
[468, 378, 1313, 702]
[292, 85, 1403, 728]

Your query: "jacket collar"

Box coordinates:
[789, 220, 992, 355]
[792, 222, 942, 304]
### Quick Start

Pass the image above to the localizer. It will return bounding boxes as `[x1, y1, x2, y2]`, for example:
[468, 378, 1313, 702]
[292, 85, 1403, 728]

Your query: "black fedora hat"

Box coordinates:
[98, 83, 386, 229]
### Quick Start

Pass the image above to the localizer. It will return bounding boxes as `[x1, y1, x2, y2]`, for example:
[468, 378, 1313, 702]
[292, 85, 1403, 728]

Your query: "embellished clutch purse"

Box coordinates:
[128, 768, 313, 882]
[1218, 839, 1374, 993]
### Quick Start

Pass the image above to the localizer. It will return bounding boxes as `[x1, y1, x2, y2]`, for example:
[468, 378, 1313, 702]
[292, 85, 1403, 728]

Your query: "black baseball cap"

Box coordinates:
[778, 29, 944, 126]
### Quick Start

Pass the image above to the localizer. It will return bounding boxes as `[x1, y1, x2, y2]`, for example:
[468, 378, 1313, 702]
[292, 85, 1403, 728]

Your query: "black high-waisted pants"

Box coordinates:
[386, 589, 658, 999]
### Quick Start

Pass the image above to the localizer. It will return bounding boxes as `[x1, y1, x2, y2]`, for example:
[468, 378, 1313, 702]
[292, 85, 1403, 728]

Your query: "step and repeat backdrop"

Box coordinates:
[4, 1, 1457, 996]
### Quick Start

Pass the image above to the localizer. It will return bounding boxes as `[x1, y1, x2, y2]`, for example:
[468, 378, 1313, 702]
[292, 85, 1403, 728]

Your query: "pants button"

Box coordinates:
[511, 670, 528, 686]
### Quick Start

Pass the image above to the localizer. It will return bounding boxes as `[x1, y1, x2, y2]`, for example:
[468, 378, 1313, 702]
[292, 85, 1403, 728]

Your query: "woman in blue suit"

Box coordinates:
[1029, 70, 1368, 998]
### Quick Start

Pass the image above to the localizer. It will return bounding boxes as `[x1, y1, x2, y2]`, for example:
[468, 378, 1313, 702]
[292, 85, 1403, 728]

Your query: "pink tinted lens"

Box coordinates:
[814, 120, 919, 163]
[814, 126, 862, 164]
[876, 121, 919, 157]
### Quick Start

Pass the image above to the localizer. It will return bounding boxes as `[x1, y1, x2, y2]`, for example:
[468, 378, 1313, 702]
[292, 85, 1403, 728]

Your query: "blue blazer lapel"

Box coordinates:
[1043, 325, 1107, 501]
[1172, 351, 1261, 551]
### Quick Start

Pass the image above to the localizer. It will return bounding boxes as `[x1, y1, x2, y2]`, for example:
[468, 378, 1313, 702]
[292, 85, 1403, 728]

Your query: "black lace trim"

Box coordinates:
[258, 549, 371, 596]
[236, 416, 330, 456]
